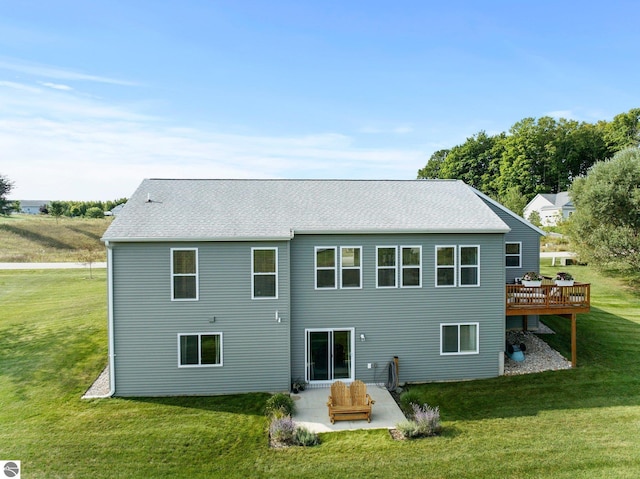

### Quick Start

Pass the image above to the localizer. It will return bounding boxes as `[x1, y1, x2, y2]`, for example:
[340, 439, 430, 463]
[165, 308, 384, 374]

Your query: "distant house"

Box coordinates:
[18, 200, 50, 215]
[104, 204, 125, 216]
[101, 179, 546, 397]
[523, 192, 575, 226]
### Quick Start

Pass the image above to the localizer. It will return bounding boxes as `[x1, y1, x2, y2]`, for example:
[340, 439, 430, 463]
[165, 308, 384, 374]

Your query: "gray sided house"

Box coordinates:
[101, 179, 543, 397]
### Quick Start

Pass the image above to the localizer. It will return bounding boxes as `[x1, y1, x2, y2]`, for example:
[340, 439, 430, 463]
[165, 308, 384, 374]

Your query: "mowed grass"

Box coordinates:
[1, 266, 640, 478]
[0, 214, 111, 262]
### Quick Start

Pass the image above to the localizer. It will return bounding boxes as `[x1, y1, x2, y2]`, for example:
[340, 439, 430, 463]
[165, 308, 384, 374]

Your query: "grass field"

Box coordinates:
[0, 214, 111, 262]
[1, 264, 639, 478]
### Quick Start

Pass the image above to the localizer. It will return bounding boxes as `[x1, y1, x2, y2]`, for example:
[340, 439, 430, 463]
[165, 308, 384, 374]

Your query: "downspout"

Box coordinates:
[104, 240, 116, 397]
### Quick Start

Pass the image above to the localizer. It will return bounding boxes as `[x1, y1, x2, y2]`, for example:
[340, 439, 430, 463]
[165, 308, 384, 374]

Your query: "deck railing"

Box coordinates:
[506, 282, 590, 314]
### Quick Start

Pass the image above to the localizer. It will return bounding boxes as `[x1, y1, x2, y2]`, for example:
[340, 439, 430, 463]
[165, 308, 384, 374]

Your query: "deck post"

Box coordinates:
[571, 313, 577, 368]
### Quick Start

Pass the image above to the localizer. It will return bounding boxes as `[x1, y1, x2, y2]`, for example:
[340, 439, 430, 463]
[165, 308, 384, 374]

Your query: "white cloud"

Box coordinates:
[0, 57, 137, 86]
[40, 81, 73, 91]
[0, 81, 425, 200]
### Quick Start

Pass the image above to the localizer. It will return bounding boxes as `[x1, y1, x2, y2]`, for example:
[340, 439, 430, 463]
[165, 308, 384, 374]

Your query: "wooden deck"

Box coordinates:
[506, 282, 590, 316]
[505, 282, 590, 368]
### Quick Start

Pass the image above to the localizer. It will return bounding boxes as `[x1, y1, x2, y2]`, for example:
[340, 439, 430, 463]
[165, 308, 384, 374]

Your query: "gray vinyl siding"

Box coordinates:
[290, 233, 506, 385]
[110, 241, 290, 396]
[479, 198, 544, 330]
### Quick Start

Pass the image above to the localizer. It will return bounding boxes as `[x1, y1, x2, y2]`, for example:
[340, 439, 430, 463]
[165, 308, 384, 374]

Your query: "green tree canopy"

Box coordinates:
[416, 108, 637, 209]
[568, 147, 640, 270]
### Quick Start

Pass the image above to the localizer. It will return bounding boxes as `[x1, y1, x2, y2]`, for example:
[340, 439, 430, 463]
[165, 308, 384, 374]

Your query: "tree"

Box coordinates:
[0, 174, 14, 215]
[568, 147, 640, 270]
[49, 201, 65, 222]
[417, 149, 448, 179]
[527, 210, 542, 227]
[604, 108, 640, 151]
[499, 185, 528, 216]
[86, 206, 105, 219]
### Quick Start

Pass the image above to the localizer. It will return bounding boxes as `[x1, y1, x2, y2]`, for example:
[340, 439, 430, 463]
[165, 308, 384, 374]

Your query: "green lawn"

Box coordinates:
[0, 215, 111, 262]
[1, 266, 640, 478]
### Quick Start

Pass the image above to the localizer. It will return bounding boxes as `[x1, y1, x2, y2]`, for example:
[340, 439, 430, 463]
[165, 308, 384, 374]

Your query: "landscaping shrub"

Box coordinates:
[396, 403, 441, 439]
[264, 392, 295, 418]
[399, 389, 422, 413]
[293, 426, 319, 447]
[269, 416, 296, 445]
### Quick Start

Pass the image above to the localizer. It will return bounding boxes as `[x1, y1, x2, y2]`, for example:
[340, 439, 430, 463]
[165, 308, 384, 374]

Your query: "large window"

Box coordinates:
[435, 246, 456, 287]
[252, 248, 278, 298]
[401, 246, 421, 287]
[441, 323, 478, 355]
[316, 247, 337, 289]
[459, 246, 480, 287]
[171, 248, 198, 300]
[178, 333, 222, 367]
[340, 247, 362, 288]
[505, 242, 521, 268]
[376, 246, 397, 288]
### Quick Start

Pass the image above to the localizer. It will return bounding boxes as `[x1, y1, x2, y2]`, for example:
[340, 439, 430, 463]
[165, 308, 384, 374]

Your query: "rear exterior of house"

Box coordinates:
[102, 179, 540, 397]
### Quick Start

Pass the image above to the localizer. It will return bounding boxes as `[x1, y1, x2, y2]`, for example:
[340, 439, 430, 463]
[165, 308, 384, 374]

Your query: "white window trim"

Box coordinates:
[340, 246, 362, 289]
[251, 247, 278, 299]
[505, 241, 522, 268]
[440, 323, 479, 355]
[171, 247, 199, 301]
[459, 245, 480, 287]
[376, 246, 398, 288]
[315, 246, 337, 290]
[400, 245, 422, 288]
[177, 332, 223, 368]
[435, 245, 456, 288]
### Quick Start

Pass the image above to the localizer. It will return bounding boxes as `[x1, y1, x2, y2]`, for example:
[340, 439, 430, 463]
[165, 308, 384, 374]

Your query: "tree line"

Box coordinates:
[417, 108, 640, 214]
[44, 199, 128, 218]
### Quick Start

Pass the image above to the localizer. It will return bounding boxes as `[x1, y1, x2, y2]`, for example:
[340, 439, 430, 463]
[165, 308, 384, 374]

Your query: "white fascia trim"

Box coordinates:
[101, 236, 292, 243]
[293, 227, 510, 235]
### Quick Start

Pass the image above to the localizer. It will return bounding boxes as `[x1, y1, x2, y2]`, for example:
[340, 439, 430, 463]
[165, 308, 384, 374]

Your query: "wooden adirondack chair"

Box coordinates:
[327, 380, 375, 423]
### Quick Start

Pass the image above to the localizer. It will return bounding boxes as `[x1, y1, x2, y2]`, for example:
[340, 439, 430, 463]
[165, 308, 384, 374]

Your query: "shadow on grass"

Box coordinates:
[407, 306, 640, 422]
[0, 223, 75, 250]
[129, 393, 272, 417]
[67, 225, 103, 242]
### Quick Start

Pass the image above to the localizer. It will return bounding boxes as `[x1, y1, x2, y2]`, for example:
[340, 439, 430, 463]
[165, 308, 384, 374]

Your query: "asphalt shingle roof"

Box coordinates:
[102, 179, 510, 241]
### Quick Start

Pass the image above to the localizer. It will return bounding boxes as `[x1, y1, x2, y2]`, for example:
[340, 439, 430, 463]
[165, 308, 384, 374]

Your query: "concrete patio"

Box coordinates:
[291, 384, 406, 433]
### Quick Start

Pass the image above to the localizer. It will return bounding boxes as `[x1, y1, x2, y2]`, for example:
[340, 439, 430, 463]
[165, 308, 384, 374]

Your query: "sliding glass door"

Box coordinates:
[306, 329, 354, 383]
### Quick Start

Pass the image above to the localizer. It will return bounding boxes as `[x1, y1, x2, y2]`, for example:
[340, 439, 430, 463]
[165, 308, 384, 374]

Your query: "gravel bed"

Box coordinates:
[504, 323, 571, 375]
[82, 365, 111, 398]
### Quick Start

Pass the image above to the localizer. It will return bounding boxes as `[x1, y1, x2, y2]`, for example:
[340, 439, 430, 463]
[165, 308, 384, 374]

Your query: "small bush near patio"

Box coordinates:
[293, 426, 320, 447]
[269, 415, 297, 445]
[399, 389, 422, 413]
[268, 416, 320, 448]
[264, 392, 295, 417]
[396, 403, 441, 439]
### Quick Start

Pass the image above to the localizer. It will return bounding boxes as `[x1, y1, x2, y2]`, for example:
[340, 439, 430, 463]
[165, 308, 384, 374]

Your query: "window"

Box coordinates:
[435, 246, 456, 287]
[376, 246, 397, 288]
[340, 247, 362, 288]
[252, 248, 278, 298]
[401, 246, 421, 287]
[315, 247, 337, 289]
[441, 323, 478, 355]
[171, 248, 198, 300]
[178, 333, 222, 367]
[459, 246, 480, 287]
[506, 242, 521, 268]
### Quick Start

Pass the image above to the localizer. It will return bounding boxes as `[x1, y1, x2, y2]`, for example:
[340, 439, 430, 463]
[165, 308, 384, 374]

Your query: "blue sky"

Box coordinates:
[1, 1, 639, 200]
